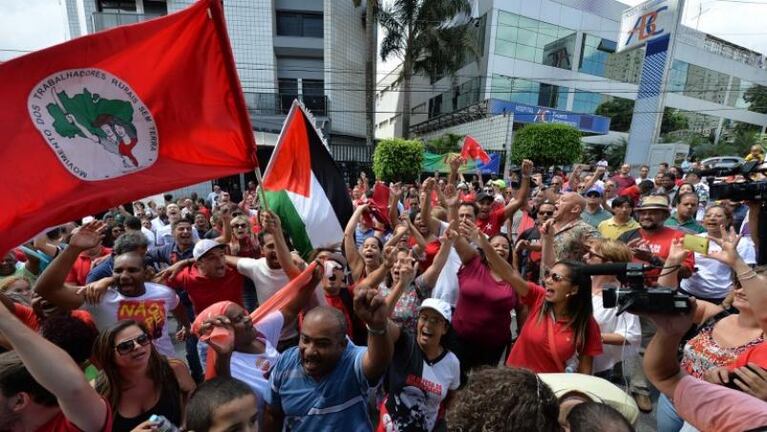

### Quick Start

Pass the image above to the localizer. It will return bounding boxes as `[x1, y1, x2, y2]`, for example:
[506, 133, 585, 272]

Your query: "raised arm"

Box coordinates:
[420, 223, 457, 289]
[35, 222, 108, 310]
[708, 227, 767, 332]
[503, 160, 533, 220]
[213, 205, 233, 245]
[354, 284, 396, 381]
[344, 204, 369, 282]
[420, 178, 442, 235]
[658, 237, 688, 288]
[462, 220, 530, 298]
[383, 256, 415, 317]
[279, 263, 322, 324]
[642, 306, 696, 398]
[0, 299, 108, 432]
[262, 211, 301, 280]
[540, 219, 556, 273]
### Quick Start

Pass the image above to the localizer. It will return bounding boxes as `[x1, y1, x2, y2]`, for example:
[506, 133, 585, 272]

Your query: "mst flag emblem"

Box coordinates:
[27, 68, 158, 180]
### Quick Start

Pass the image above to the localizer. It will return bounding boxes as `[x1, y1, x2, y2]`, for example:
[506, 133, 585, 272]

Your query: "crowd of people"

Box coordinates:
[2, 156, 767, 431]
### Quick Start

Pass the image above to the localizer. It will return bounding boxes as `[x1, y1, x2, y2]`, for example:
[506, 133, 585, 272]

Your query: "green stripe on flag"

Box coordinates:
[264, 190, 314, 258]
[422, 152, 480, 173]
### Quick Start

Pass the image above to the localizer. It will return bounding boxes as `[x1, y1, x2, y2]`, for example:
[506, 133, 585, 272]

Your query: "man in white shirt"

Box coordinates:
[156, 203, 200, 246]
[34, 222, 191, 358]
[207, 184, 222, 207]
[226, 211, 320, 349]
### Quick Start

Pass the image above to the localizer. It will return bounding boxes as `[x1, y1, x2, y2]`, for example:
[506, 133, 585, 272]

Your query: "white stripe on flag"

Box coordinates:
[285, 174, 344, 249]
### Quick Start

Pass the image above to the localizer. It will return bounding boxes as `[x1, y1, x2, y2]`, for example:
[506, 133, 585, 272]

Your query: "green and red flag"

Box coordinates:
[0, 0, 257, 254]
[262, 101, 353, 257]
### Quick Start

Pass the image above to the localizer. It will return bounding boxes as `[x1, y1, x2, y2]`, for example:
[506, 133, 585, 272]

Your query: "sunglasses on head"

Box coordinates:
[544, 269, 570, 283]
[114, 333, 151, 355]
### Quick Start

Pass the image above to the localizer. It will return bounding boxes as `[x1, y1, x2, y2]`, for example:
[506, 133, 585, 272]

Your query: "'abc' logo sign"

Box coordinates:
[625, 6, 668, 46]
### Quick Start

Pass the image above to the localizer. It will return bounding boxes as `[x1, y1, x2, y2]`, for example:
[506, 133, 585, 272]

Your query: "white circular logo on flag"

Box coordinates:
[27, 68, 158, 181]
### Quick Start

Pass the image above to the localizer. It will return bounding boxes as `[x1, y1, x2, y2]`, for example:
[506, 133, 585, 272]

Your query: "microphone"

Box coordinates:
[579, 262, 655, 277]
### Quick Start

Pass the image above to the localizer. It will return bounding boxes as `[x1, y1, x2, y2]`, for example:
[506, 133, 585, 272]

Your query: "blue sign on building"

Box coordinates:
[487, 99, 612, 135]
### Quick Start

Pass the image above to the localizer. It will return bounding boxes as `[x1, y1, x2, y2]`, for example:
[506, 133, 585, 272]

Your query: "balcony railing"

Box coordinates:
[244, 92, 327, 116]
[92, 12, 160, 32]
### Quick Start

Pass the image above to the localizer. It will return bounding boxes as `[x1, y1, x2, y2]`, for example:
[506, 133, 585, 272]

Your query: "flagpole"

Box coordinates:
[254, 166, 270, 212]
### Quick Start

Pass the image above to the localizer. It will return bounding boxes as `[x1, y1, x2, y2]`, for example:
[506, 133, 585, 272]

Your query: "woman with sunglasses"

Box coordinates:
[583, 239, 641, 379]
[504, 220, 602, 373]
[92, 320, 195, 432]
[653, 235, 764, 432]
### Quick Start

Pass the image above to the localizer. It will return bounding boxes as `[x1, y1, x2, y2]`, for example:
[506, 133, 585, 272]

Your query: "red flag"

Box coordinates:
[460, 135, 490, 164]
[361, 181, 392, 231]
[0, 0, 257, 254]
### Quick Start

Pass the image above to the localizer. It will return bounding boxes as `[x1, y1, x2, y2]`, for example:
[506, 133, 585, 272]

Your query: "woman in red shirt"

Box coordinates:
[503, 221, 603, 373]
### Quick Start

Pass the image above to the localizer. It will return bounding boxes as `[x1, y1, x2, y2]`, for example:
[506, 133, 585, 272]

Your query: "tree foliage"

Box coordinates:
[511, 124, 582, 166]
[373, 138, 424, 183]
[595, 98, 633, 132]
[594, 99, 690, 135]
[425, 133, 462, 154]
[378, 0, 478, 138]
[744, 84, 767, 114]
[583, 138, 627, 168]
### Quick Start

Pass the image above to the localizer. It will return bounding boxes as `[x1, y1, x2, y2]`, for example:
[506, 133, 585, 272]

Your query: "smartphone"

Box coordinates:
[682, 234, 709, 255]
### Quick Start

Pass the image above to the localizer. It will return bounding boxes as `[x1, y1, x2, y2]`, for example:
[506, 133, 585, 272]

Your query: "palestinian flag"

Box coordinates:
[261, 101, 353, 258]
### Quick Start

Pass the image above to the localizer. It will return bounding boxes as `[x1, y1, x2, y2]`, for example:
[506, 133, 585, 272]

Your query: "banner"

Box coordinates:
[422, 152, 501, 175]
[0, 0, 257, 254]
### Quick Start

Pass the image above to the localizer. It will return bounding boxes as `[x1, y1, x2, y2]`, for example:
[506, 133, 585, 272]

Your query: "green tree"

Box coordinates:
[594, 99, 690, 136]
[595, 98, 634, 132]
[378, 0, 477, 139]
[744, 84, 767, 114]
[424, 133, 462, 154]
[373, 138, 424, 183]
[511, 124, 582, 166]
[583, 138, 627, 168]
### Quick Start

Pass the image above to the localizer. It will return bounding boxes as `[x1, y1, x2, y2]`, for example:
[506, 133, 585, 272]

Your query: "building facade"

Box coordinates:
[375, 0, 767, 151]
[62, 0, 369, 148]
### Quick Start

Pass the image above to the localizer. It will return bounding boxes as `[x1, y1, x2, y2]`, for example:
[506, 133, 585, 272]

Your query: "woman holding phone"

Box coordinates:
[678, 205, 756, 304]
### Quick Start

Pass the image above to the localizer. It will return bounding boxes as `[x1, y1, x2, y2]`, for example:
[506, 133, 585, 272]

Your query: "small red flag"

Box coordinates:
[460, 135, 490, 164]
[0, 0, 257, 254]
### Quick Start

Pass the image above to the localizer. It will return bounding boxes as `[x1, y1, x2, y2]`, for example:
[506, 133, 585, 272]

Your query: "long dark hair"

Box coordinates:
[537, 260, 593, 350]
[92, 320, 180, 410]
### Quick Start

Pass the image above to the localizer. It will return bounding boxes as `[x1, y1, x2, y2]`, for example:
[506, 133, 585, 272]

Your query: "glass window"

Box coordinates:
[97, 0, 136, 12]
[578, 33, 642, 84]
[494, 11, 575, 70]
[276, 11, 323, 38]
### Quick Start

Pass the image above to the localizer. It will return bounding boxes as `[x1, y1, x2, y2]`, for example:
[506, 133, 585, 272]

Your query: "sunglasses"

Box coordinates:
[232, 223, 248, 229]
[538, 211, 554, 216]
[544, 270, 570, 283]
[114, 333, 151, 355]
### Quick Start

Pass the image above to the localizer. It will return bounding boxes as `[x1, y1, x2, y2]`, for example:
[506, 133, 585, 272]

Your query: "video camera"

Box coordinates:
[581, 263, 691, 315]
[699, 161, 767, 202]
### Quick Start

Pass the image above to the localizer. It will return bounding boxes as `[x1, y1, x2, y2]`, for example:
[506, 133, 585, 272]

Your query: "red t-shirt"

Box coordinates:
[453, 255, 517, 348]
[506, 283, 602, 372]
[65, 248, 112, 286]
[167, 266, 244, 314]
[412, 238, 441, 273]
[35, 399, 113, 432]
[476, 207, 506, 237]
[12, 303, 95, 331]
[731, 341, 767, 370]
[611, 174, 636, 194]
[620, 227, 695, 283]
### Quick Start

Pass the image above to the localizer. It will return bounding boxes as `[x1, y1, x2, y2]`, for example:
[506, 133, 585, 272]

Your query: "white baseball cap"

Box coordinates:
[418, 298, 452, 323]
[193, 239, 226, 261]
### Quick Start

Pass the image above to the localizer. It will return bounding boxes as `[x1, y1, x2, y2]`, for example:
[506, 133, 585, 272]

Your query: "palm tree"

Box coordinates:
[378, 0, 477, 139]
[352, 0, 378, 147]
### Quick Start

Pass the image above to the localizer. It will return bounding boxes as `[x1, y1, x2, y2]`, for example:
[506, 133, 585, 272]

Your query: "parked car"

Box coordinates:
[700, 156, 745, 170]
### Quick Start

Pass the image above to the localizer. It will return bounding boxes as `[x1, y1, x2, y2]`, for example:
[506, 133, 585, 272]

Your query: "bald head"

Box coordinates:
[554, 192, 586, 222]
[303, 306, 347, 341]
